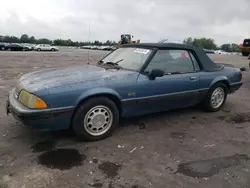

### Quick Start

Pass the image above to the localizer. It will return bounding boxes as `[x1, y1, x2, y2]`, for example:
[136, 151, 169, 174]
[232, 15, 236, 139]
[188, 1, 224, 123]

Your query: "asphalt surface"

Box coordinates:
[1, 49, 250, 188]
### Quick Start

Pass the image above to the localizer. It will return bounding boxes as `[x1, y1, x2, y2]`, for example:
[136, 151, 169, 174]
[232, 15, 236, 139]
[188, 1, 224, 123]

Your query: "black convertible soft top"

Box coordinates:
[122, 43, 221, 72]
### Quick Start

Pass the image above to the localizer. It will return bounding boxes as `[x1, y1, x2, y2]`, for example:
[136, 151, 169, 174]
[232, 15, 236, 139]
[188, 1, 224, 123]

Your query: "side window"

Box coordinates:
[145, 49, 195, 74]
[188, 52, 200, 71]
[144, 50, 169, 73]
[244, 39, 250, 47]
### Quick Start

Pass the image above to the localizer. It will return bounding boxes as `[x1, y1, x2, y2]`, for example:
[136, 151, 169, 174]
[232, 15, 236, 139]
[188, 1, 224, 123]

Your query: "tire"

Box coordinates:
[242, 52, 250, 56]
[7, 48, 11, 51]
[72, 97, 119, 141]
[37, 48, 41, 51]
[203, 82, 228, 112]
[51, 48, 55, 51]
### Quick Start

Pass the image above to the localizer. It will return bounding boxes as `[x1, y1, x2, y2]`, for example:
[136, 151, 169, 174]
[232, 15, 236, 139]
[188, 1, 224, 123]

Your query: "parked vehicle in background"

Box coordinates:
[102, 46, 114, 51]
[90, 46, 99, 50]
[6, 43, 243, 141]
[34, 44, 58, 51]
[5, 43, 29, 51]
[0, 42, 8, 50]
[80, 45, 117, 51]
[214, 50, 229, 55]
[203, 49, 215, 54]
[111, 46, 117, 51]
[239, 39, 250, 56]
[22, 43, 35, 51]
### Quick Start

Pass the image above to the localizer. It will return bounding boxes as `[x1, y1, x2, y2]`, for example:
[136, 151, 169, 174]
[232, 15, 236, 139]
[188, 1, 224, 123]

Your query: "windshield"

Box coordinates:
[100, 47, 152, 71]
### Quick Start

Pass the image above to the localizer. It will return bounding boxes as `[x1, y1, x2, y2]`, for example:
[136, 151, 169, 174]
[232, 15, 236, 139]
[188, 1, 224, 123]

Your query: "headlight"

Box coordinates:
[18, 90, 47, 109]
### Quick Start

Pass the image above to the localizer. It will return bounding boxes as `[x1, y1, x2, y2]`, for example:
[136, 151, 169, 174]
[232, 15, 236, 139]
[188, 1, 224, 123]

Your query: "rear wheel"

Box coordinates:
[72, 97, 119, 141]
[203, 82, 227, 112]
[242, 52, 250, 56]
[37, 48, 41, 51]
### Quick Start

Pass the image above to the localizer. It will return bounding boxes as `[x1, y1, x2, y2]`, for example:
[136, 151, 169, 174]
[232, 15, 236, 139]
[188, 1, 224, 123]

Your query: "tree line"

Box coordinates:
[0, 34, 117, 46]
[183, 37, 240, 52]
[0, 34, 240, 52]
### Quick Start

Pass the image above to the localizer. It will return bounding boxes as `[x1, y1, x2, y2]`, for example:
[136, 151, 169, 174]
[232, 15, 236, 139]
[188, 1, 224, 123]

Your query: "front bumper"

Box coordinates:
[6, 89, 74, 131]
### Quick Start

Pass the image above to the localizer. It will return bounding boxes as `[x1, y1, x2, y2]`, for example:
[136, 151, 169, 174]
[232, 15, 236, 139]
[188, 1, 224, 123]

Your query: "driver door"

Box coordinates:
[135, 49, 200, 115]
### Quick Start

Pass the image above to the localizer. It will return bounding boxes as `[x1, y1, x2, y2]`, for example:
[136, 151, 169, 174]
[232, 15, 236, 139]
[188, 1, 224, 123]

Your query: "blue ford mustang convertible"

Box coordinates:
[6, 43, 243, 141]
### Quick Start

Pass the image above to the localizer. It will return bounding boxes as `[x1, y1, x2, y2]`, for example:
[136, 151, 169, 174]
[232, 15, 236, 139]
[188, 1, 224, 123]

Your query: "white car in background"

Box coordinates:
[214, 50, 229, 55]
[34, 44, 59, 51]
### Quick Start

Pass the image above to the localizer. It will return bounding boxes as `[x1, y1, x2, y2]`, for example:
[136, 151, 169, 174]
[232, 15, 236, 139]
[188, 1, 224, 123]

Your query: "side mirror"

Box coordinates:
[148, 69, 164, 80]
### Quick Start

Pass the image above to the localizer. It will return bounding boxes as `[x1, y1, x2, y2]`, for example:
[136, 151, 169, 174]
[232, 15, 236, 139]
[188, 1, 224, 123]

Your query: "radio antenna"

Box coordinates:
[87, 20, 90, 65]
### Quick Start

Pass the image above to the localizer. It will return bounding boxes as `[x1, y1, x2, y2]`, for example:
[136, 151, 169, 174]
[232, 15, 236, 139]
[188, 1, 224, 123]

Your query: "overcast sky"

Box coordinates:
[1, 0, 250, 45]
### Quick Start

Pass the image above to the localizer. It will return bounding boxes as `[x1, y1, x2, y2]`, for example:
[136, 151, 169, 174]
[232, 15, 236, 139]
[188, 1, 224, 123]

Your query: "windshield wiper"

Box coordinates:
[105, 59, 123, 69]
[106, 59, 123, 65]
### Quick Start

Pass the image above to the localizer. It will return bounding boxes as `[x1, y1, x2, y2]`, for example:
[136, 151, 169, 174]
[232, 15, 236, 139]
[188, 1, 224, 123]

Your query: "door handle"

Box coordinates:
[190, 76, 197, 80]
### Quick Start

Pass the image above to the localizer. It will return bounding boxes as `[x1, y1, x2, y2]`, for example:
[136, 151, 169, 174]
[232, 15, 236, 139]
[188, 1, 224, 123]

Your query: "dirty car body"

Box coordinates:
[6, 43, 243, 141]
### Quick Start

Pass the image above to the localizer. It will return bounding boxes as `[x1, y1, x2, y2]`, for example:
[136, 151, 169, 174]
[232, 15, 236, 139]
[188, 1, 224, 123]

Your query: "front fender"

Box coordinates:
[74, 87, 121, 106]
[209, 76, 229, 88]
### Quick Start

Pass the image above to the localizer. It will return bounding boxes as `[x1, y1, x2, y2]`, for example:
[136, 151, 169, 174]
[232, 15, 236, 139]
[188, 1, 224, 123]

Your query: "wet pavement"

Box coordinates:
[98, 161, 122, 179]
[38, 148, 85, 170]
[177, 154, 250, 178]
[30, 141, 56, 153]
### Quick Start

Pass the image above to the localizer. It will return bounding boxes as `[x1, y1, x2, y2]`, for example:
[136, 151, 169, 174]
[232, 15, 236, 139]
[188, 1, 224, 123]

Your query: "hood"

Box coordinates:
[16, 65, 137, 93]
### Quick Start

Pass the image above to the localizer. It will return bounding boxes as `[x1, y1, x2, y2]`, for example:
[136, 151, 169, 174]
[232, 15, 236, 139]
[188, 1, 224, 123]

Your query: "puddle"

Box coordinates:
[89, 183, 103, 187]
[177, 154, 249, 178]
[98, 161, 122, 178]
[138, 123, 146, 130]
[31, 141, 56, 152]
[229, 113, 250, 123]
[38, 149, 86, 170]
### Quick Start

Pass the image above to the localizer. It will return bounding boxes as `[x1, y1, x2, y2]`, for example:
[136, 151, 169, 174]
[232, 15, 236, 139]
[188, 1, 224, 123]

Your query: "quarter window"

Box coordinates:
[188, 52, 200, 71]
[145, 49, 196, 74]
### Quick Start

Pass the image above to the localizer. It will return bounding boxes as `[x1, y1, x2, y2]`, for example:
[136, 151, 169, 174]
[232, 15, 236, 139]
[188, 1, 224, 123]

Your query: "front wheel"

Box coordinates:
[72, 97, 119, 141]
[203, 83, 227, 112]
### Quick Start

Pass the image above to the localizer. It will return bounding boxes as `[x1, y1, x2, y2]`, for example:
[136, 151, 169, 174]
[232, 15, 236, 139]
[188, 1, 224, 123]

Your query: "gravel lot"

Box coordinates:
[1, 48, 250, 188]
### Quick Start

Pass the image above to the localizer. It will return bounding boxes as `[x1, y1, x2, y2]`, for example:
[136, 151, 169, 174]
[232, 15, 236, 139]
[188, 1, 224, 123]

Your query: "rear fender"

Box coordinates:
[74, 87, 121, 106]
[209, 76, 229, 89]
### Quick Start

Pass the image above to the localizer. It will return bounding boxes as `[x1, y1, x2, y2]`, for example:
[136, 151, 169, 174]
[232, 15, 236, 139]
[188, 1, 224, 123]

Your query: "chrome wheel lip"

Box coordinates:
[84, 105, 113, 136]
[210, 87, 225, 109]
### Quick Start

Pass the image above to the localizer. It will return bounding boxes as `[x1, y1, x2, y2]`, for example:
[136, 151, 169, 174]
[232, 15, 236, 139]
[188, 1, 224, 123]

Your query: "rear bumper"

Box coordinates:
[6, 89, 74, 131]
[229, 82, 243, 93]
